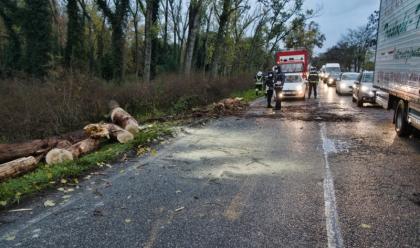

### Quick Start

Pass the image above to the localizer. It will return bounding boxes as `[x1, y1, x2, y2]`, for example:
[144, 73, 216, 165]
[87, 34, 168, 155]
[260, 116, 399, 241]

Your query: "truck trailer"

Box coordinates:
[374, 0, 420, 136]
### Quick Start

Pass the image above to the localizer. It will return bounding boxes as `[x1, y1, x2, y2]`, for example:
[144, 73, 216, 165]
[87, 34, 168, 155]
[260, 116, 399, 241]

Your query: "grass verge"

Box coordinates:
[0, 124, 172, 208]
[231, 88, 260, 102]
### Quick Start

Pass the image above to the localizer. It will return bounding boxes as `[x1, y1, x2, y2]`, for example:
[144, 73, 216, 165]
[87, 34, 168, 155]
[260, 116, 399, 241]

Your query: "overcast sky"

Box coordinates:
[303, 0, 380, 54]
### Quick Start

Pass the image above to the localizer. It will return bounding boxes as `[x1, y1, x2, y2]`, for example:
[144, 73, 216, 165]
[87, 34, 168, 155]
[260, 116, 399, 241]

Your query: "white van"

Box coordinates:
[324, 63, 341, 86]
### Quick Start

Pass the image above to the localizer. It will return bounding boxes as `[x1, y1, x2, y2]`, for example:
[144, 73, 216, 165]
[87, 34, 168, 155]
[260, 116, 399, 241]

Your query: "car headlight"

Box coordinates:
[296, 85, 303, 91]
[361, 85, 369, 92]
[328, 78, 334, 83]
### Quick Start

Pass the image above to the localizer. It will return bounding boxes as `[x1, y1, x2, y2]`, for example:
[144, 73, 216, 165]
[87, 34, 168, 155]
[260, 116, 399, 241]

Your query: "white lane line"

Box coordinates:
[320, 122, 344, 248]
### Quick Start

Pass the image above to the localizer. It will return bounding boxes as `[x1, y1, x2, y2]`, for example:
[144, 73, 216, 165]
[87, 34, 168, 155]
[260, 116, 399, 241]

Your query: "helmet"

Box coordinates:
[310, 67, 317, 72]
[257, 71, 263, 77]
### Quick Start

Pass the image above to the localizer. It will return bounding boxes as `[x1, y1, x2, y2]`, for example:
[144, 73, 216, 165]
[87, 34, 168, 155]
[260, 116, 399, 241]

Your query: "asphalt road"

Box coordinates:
[0, 83, 419, 248]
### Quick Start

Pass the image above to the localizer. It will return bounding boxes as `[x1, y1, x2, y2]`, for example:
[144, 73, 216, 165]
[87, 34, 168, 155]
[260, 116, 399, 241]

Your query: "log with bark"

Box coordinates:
[0, 131, 87, 164]
[84, 123, 133, 143]
[0, 156, 41, 182]
[109, 100, 140, 134]
[45, 138, 101, 165]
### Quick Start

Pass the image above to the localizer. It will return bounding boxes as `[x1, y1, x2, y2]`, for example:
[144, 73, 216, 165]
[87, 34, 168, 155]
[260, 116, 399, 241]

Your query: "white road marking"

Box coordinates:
[320, 122, 344, 248]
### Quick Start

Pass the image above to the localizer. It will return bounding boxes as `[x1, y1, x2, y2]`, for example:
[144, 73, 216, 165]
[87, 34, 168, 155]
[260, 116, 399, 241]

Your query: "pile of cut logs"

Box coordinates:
[0, 101, 140, 182]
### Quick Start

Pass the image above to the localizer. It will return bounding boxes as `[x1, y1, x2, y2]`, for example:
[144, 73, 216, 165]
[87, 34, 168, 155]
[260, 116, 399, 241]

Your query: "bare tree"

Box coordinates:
[183, 0, 204, 75]
[96, 0, 130, 80]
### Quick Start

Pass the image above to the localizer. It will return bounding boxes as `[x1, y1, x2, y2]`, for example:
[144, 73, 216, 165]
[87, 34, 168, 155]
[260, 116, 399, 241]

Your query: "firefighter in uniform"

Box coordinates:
[255, 71, 264, 95]
[308, 67, 319, 99]
[264, 71, 275, 108]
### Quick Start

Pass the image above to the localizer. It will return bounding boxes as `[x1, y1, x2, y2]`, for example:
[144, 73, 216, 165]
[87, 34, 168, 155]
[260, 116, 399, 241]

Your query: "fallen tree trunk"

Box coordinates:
[0, 156, 40, 182]
[0, 138, 63, 164]
[84, 123, 133, 143]
[45, 138, 100, 165]
[109, 101, 140, 134]
[0, 130, 87, 164]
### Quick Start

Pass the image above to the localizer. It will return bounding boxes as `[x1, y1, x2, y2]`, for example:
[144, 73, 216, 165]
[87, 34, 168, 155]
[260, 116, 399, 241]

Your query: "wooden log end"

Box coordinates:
[125, 124, 140, 135]
[45, 148, 74, 165]
[116, 132, 134, 144]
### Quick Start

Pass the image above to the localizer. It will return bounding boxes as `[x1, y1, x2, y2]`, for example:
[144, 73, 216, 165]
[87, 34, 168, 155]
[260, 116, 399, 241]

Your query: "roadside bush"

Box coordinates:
[0, 73, 252, 142]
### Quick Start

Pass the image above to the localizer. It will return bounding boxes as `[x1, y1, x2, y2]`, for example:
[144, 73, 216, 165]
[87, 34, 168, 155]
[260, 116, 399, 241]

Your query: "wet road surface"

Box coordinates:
[0, 83, 419, 247]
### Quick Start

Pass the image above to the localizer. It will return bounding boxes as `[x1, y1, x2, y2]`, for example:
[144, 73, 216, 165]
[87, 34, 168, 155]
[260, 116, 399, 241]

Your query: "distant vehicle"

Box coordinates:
[324, 63, 341, 86]
[373, 0, 420, 137]
[336, 72, 359, 95]
[279, 73, 306, 100]
[320, 65, 327, 80]
[275, 49, 309, 79]
[352, 71, 375, 107]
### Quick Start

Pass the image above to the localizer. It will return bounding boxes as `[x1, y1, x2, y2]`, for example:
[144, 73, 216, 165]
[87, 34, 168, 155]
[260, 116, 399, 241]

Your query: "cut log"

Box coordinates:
[68, 138, 100, 159]
[109, 101, 140, 134]
[104, 124, 134, 143]
[45, 138, 100, 165]
[0, 130, 87, 164]
[0, 156, 39, 182]
[84, 123, 133, 143]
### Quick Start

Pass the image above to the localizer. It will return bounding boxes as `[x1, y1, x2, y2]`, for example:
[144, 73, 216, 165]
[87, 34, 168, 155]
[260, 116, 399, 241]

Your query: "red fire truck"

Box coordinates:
[275, 49, 309, 79]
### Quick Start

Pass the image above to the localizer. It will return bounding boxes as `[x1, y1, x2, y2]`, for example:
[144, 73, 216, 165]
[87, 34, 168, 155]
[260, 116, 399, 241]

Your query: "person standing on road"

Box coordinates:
[307, 67, 319, 99]
[264, 71, 275, 108]
[273, 65, 285, 110]
[255, 71, 264, 95]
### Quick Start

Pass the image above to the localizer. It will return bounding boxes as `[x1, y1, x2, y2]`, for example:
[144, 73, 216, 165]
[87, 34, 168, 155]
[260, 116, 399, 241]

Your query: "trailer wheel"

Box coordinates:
[395, 100, 411, 137]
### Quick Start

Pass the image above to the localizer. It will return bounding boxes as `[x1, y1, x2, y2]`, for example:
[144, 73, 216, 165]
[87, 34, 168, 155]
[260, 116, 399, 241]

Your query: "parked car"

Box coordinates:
[279, 73, 307, 100]
[336, 72, 359, 95]
[352, 71, 375, 107]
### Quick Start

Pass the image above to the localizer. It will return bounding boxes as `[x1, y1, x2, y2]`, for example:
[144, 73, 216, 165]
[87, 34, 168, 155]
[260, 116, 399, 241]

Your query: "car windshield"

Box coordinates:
[326, 67, 341, 73]
[362, 73, 374, 82]
[341, 74, 359, 80]
[280, 63, 304, 73]
[285, 75, 302, 83]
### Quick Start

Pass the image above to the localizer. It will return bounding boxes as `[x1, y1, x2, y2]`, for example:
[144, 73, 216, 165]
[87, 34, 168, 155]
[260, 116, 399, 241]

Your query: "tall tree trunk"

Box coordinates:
[202, 9, 212, 73]
[111, 23, 125, 79]
[96, 0, 129, 80]
[163, 0, 169, 49]
[65, 0, 83, 68]
[143, 0, 154, 83]
[23, 0, 52, 77]
[184, 0, 202, 75]
[211, 0, 232, 77]
[150, 0, 160, 79]
[134, 17, 140, 77]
